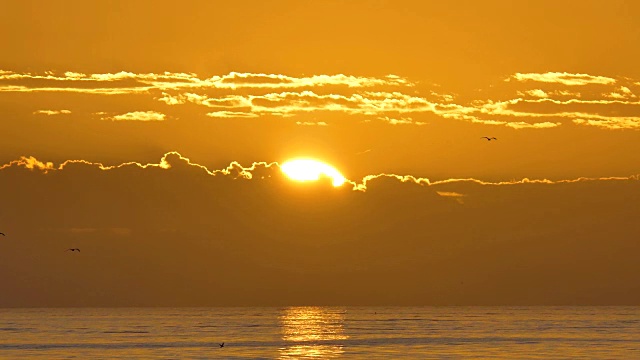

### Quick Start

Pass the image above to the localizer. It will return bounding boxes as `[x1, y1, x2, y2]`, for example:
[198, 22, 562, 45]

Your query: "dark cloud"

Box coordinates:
[0, 160, 638, 306]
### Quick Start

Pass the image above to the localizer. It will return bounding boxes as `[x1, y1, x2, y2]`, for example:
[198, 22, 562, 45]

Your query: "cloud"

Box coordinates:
[430, 91, 455, 102]
[522, 89, 549, 98]
[572, 117, 640, 130]
[178, 90, 456, 120]
[478, 98, 640, 129]
[436, 191, 466, 204]
[504, 121, 561, 129]
[106, 111, 166, 121]
[206, 111, 259, 118]
[377, 116, 426, 125]
[158, 92, 186, 105]
[0, 156, 55, 172]
[4, 152, 279, 182]
[436, 191, 465, 197]
[620, 86, 633, 95]
[184, 91, 435, 115]
[0, 85, 150, 95]
[207, 72, 412, 89]
[603, 86, 636, 100]
[603, 92, 627, 99]
[33, 109, 71, 115]
[161, 87, 625, 129]
[3, 153, 639, 307]
[0, 70, 411, 94]
[1, 151, 637, 193]
[296, 121, 328, 126]
[510, 72, 616, 86]
[351, 172, 638, 192]
[184, 89, 634, 129]
[549, 90, 582, 97]
[3, 68, 639, 130]
[510, 97, 637, 106]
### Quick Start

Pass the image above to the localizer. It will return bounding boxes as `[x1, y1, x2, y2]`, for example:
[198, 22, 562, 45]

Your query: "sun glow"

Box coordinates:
[280, 159, 346, 187]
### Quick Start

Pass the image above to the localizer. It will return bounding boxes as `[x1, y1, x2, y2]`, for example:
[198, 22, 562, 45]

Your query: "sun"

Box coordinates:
[280, 159, 347, 187]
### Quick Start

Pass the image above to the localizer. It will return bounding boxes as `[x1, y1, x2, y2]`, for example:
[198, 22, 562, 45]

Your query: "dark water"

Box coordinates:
[0, 307, 638, 359]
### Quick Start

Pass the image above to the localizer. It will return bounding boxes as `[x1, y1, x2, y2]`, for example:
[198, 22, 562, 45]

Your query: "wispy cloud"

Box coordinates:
[504, 121, 561, 129]
[429, 91, 456, 102]
[3, 68, 639, 130]
[105, 111, 166, 121]
[478, 98, 640, 129]
[549, 90, 582, 97]
[510, 72, 616, 86]
[174, 90, 435, 114]
[0, 70, 411, 94]
[519, 89, 549, 98]
[206, 72, 412, 89]
[33, 109, 71, 115]
[296, 121, 328, 126]
[377, 116, 426, 125]
[436, 191, 466, 204]
[206, 111, 259, 118]
[173, 87, 638, 129]
[436, 191, 465, 197]
[603, 86, 636, 100]
[572, 117, 640, 130]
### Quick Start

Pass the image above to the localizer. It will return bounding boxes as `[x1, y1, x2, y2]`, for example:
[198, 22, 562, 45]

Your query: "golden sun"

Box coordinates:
[280, 159, 347, 187]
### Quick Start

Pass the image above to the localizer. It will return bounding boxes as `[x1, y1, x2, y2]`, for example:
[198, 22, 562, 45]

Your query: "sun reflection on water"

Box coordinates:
[279, 307, 348, 359]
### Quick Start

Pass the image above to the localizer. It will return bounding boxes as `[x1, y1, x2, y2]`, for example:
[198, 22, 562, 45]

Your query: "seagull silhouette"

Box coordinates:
[219, 342, 225, 348]
[66, 248, 80, 252]
[0, 232, 5, 236]
[481, 136, 497, 141]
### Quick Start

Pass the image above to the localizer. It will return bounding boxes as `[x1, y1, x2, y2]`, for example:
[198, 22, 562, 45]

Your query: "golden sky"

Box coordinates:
[0, 0, 639, 306]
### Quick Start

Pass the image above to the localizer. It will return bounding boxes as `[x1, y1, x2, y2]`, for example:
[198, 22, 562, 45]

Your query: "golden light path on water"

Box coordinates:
[279, 307, 348, 359]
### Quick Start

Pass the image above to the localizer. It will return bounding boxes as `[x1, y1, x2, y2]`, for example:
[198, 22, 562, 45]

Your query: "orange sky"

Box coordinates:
[0, 0, 639, 306]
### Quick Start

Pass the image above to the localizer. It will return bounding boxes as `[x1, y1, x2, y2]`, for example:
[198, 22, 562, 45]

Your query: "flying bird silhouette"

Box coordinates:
[219, 342, 225, 348]
[0, 232, 5, 236]
[481, 136, 497, 141]
[66, 248, 80, 252]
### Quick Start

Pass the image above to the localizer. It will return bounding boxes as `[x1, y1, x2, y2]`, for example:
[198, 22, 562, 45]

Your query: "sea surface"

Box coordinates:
[0, 307, 638, 359]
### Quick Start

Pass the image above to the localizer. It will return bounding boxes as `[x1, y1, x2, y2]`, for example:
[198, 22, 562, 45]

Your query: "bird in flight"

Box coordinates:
[0, 232, 5, 236]
[66, 248, 80, 252]
[219, 342, 225, 348]
[481, 136, 497, 141]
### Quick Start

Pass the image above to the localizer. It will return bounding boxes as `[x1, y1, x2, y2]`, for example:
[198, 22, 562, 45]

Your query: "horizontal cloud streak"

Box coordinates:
[33, 109, 71, 115]
[106, 111, 166, 121]
[296, 121, 328, 126]
[510, 72, 617, 86]
[478, 98, 640, 129]
[377, 116, 426, 125]
[206, 111, 258, 118]
[0, 70, 411, 93]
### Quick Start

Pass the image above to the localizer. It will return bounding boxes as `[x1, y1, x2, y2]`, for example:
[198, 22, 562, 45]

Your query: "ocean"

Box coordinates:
[0, 307, 637, 359]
